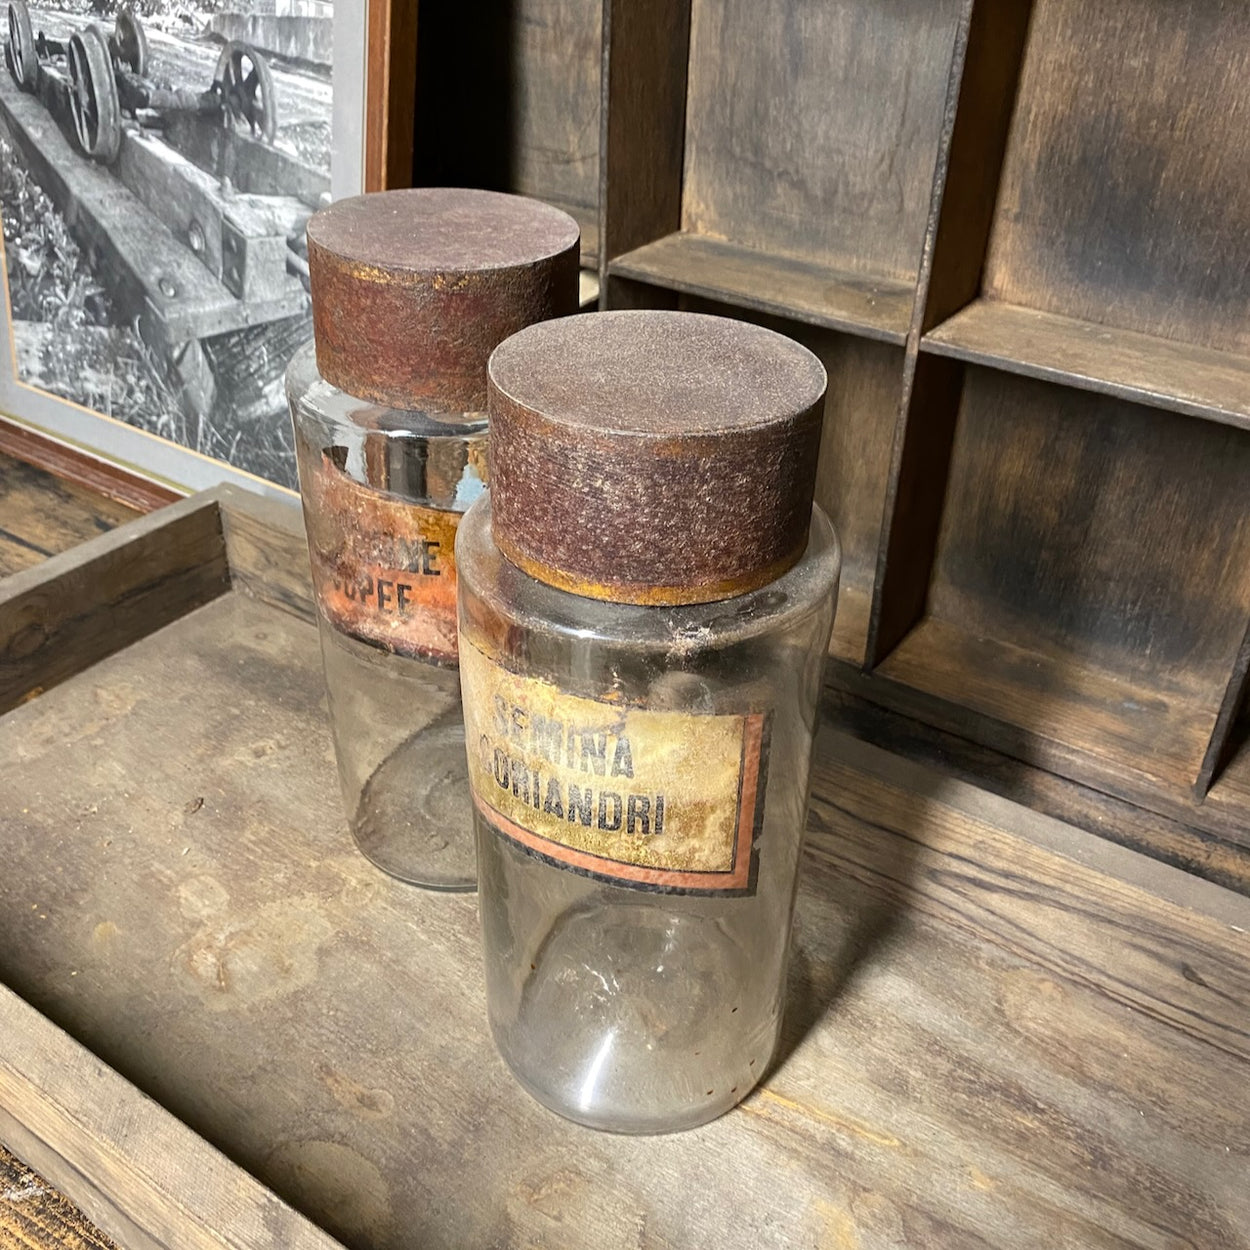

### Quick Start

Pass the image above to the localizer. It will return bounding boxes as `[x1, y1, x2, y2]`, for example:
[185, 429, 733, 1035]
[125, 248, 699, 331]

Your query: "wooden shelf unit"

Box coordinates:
[410, 0, 603, 264]
[409, 0, 1250, 847]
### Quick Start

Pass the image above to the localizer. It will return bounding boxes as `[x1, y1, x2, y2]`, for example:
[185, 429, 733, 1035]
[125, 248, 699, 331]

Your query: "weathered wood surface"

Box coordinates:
[680, 0, 963, 284]
[0, 986, 345, 1250]
[0, 426, 182, 516]
[0, 496, 1247, 1248]
[0, 489, 229, 714]
[0, 1142, 118, 1250]
[823, 682, 1250, 896]
[0, 453, 138, 578]
[923, 299, 1250, 429]
[608, 232, 914, 341]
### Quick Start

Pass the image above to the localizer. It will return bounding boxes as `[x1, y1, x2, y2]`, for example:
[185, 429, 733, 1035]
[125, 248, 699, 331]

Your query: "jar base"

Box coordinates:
[351, 710, 478, 890]
[485, 897, 777, 1133]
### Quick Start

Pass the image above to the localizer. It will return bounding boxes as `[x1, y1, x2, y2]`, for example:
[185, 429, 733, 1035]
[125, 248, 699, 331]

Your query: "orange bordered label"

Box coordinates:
[303, 451, 463, 661]
[460, 638, 769, 894]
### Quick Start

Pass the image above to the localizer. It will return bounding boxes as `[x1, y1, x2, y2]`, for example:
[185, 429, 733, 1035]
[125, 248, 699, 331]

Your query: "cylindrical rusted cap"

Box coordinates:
[487, 311, 827, 605]
[307, 188, 580, 411]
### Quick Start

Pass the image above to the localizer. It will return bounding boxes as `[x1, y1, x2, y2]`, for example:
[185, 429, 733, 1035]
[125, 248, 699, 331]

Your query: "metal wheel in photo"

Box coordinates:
[110, 7, 147, 79]
[5, 0, 34, 92]
[215, 40, 276, 145]
[67, 24, 120, 165]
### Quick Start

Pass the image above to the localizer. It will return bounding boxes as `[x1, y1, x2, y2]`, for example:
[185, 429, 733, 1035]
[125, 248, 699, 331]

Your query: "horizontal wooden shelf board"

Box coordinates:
[923, 301, 1250, 428]
[609, 233, 915, 342]
[876, 616, 1221, 797]
[1, 490, 1248, 1249]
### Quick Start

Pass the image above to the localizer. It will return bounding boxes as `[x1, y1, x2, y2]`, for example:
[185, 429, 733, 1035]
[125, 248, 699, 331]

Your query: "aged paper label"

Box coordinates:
[304, 452, 461, 661]
[460, 638, 768, 893]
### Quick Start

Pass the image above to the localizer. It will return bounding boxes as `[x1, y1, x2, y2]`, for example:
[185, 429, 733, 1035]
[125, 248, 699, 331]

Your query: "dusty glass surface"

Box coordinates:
[457, 495, 840, 1131]
[287, 341, 485, 888]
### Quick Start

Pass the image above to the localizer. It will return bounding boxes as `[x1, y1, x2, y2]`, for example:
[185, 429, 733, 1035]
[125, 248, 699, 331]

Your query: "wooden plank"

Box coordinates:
[0, 529, 1247, 1246]
[609, 232, 913, 342]
[868, 0, 1034, 664]
[217, 484, 315, 623]
[0, 420, 183, 515]
[924, 299, 1250, 429]
[875, 613, 1220, 798]
[0, 1142, 119, 1250]
[162, 115, 330, 209]
[0, 491, 229, 712]
[364, 0, 419, 192]
[984, 0, 1250, 356]
[926, 367, 1250, 704]
[0, 452, 139, 578]
[0, 987, 345, 1250]
[680, 0, 964, 283]
[822, 680, 1250, 893]
[598, 0, 689, 277]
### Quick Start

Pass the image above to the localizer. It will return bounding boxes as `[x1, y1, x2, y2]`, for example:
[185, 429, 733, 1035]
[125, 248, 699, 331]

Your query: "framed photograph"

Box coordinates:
[0, 0, 388, 499]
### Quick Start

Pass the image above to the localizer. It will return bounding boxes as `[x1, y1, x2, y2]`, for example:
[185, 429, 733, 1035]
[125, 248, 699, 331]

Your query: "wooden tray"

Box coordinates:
[1, 487, 1247, 1250]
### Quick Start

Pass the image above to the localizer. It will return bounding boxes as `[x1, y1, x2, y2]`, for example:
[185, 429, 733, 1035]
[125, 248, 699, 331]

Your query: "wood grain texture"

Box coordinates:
[0, 454, 139, 578]
[916, 0, 1032, 333]
[877, 614, 1218, 796]
[985, 0, 1250, 354]
[608, 232, 913, 341]
[598, 0, 690, 271]
[364, 0, 418, 192]
[0, 421, 180, 515]
[0, 502, 1248, 1249]
[0, 988, 345, 1250]
[0, 492, 230, 714]
[924, 299, 1250, 428]
[681, 0, 963, 282]
[822, 680, 1250, 892]
[0, 1143, 118, 1250]
[928, 368, 1250, 695]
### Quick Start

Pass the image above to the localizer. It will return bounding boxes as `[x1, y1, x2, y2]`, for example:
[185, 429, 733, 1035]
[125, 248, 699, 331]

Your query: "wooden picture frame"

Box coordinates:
[0, 0, 417, 504]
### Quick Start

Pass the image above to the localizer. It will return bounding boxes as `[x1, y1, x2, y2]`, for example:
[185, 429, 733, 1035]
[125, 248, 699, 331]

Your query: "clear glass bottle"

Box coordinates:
[288, 343, 487, 886]
[457, 311, 840, 1132]
[290, 188, 578, 887]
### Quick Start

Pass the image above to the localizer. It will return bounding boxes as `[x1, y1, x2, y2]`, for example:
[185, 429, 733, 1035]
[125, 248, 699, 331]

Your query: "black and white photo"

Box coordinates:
[0, 0, 345, 489]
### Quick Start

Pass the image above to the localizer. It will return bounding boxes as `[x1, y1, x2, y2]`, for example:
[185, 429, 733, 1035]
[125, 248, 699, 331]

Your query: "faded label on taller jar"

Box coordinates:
[303, 452, 462, 661]
[460, 638, 769, 894]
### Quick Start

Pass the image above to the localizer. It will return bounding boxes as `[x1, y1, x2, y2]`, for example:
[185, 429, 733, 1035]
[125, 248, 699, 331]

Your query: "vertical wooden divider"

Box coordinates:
[1196, 623, 1250, 798]
[867, 0, 1035, 668]
[598, 0, 691, 302]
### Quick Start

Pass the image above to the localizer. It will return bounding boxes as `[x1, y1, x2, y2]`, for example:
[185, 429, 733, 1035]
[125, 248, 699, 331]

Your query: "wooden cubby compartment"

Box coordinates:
[406, 0, 1250, 851]
[877, 368, 1250, 803]
[411, 0, 602, 266]
[871, 0, 1250, 817]
[604, 0, 964, 341]
[600, 0, 965, 665]
[922, 0, 1250, 429]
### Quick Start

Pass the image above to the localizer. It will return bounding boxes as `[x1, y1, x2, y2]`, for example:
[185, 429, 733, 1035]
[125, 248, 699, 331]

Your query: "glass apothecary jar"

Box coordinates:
[290, 187, 578, 888]
[457, 311, 840, 1132]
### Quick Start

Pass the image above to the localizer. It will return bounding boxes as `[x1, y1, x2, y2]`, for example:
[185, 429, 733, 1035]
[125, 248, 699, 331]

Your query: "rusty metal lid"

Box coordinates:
[487, 311, 828, 605]
[306, 188, 580, 411]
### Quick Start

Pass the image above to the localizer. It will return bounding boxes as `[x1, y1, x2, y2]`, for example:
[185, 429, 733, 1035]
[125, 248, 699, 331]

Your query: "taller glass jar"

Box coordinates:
[457, 311, 840, 1132]
[290, 188, 579, 887]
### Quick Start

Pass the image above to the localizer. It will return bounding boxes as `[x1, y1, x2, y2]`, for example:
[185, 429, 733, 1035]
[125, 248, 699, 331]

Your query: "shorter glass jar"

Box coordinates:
[288, 341, 486, 888]
[457, 495, 840, 1132]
